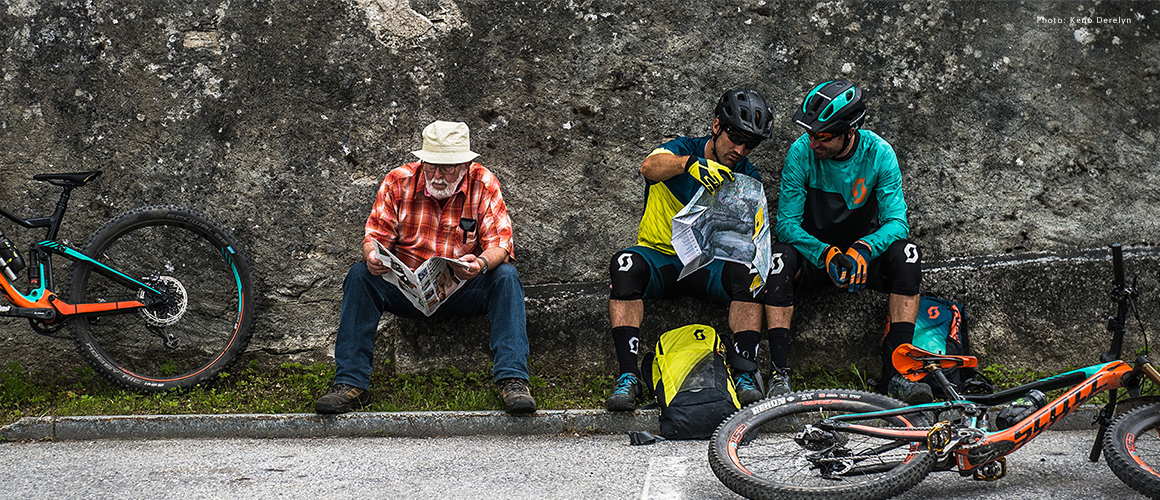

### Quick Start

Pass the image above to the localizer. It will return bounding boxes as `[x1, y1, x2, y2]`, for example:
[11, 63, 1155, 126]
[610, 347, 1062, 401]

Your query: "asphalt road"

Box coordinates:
[0, 431, 1147, 500]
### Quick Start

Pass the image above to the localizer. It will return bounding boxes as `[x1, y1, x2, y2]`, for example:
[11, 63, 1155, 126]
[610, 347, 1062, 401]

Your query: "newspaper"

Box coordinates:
[372, 239, 471, 316]
[671, 174, 772, 296]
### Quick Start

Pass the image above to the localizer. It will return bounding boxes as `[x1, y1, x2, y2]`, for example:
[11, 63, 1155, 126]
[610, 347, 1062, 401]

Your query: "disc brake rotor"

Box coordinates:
[138, 275, 188, 327]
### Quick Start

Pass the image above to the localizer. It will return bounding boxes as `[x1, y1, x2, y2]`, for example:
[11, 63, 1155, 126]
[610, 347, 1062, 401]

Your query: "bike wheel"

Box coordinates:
[67, 206, 255, 392]
[709, 390, 934, 500]
[1105, 402, 1160, 499]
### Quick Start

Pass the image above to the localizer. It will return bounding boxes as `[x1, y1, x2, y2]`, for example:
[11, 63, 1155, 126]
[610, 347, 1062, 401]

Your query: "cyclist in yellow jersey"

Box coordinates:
[607, 88, 774, 411]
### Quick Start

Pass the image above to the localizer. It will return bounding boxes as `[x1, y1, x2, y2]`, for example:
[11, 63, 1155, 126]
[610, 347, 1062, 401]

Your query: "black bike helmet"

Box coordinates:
[714, 88, 774, 139]
[793, 80, 866, 133]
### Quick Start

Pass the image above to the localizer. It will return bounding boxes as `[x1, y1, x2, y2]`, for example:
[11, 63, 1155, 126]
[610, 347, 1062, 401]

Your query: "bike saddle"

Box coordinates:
[892, 343, 978, 382]
[33, 170, 103, 187]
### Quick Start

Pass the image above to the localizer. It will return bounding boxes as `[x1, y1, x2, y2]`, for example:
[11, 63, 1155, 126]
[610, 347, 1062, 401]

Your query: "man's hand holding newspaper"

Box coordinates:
[371, 240, 472, 316]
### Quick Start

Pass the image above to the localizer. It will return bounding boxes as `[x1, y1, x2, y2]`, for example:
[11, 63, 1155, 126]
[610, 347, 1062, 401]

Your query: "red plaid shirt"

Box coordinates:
[364, 162, 514, 270]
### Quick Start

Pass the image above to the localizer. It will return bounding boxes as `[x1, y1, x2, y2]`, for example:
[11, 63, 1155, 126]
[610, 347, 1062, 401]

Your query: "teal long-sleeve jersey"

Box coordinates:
[774, 130, 910, 269]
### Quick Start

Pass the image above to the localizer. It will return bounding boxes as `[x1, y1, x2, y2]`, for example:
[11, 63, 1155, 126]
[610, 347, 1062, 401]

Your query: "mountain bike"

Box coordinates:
[0, 170, 255, 392]
[709, 243, 1160, 500]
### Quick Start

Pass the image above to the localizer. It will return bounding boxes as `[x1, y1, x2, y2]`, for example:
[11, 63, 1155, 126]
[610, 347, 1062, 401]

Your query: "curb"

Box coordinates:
[0, 409, 662, 441]
[2, 405, 1105, 442]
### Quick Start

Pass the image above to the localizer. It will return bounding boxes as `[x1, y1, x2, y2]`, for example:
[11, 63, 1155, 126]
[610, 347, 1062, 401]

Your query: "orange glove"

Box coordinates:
[824, 246, 853, 288]
[844, 241, 871, 292]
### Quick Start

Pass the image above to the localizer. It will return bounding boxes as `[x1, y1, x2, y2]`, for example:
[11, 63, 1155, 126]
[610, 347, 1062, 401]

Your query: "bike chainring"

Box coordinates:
[28, 317, 71, 339]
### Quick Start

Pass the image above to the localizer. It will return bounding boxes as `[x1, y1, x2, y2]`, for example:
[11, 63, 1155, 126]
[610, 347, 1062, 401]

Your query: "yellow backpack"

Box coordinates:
[642, 324, 741, 439]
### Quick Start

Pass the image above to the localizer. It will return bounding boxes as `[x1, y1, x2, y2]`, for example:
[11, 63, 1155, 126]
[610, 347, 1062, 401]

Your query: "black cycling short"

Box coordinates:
[763, 239, 922, 307]
[609, 245, 761, 304]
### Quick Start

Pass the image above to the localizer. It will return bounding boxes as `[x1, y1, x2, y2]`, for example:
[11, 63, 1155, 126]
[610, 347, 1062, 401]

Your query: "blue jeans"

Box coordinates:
[332, 261, 530, 390]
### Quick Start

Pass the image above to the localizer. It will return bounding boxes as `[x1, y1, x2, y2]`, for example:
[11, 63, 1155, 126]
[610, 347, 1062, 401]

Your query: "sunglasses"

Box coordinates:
[723, 127, 763, 149]
[807, 131, 842, 142]
[421, 162, 466, 176]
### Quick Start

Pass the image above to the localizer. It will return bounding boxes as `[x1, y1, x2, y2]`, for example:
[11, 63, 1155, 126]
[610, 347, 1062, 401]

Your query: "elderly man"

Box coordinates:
[315, 120, 535, 414]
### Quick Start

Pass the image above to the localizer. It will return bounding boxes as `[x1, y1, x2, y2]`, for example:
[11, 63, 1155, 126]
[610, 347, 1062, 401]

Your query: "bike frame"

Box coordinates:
[812, 243, 1154, 475]
[0, 178, 163, 323]
[818, 358, 1140, 473]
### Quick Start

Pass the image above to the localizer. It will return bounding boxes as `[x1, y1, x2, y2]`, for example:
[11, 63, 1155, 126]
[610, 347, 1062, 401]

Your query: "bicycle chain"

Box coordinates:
[913, 426, 991, 450]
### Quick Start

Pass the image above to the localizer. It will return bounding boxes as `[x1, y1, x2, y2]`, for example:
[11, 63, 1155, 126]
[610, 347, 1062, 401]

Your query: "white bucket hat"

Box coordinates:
[411, 120, 480, 164]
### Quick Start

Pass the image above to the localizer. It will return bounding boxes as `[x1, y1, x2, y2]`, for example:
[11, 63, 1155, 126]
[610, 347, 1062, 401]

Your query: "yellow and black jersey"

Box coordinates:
[637, 135, 761, 254]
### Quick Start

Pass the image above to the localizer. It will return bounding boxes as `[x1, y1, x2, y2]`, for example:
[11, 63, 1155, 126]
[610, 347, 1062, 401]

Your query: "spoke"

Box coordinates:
[736, 417, 926, 487]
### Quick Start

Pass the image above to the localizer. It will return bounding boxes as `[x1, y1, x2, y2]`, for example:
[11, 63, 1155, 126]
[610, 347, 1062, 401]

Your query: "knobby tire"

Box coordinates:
[709, 389, 934, 500]
[67, 206, 255, 392]
[1105, 402, 1160, 499]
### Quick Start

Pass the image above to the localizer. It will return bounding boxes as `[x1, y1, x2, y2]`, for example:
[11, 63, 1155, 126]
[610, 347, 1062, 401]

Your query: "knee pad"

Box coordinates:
[609, 251, 648, 300]
[720, 261, 762, 303]
[884, 240, 922, 295]
[763, 244, 799, 307]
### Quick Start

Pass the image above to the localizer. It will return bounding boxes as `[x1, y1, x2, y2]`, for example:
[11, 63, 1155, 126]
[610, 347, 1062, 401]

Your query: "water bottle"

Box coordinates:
[0, 229, 25, 281]
[995, 389, 1047, 430]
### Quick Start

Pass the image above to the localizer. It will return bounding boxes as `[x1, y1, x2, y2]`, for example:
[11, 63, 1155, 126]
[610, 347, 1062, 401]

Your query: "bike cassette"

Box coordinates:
[796, 425, 848, 451]
[973, 457, 1007, 481]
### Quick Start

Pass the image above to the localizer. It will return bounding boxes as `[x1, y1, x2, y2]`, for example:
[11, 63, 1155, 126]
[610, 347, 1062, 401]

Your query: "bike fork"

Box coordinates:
[1089, 391, 1118, 463]
[1091, 357, 1160, 462]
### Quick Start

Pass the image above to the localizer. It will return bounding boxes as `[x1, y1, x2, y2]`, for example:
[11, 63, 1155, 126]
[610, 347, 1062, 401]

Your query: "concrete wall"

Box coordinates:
[1, 1, 1158, 378]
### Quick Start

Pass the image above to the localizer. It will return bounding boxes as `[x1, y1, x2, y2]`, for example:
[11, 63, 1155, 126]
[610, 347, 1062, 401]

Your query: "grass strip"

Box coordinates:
[1, 359, 1131, 428]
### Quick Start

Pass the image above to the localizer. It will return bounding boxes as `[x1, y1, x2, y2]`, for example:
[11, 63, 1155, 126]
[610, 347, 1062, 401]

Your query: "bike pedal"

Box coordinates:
[927, 421, 953, 453]
[972, 456, 1006, 481]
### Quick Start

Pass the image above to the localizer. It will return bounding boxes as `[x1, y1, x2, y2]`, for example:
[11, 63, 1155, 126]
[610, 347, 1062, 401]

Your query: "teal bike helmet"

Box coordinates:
[793, 80, 865, 133]
[715, 88, 774, 139]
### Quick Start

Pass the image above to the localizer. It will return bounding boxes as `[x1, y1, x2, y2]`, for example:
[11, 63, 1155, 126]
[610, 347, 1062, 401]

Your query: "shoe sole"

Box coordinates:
[904, 392, 934, 404]
[606, 397, 639, 412]
[315, 399, 368, 415]
[737, 389, 764, 406]
[315, 402, 351, 414]
[505, 400, 537, 414]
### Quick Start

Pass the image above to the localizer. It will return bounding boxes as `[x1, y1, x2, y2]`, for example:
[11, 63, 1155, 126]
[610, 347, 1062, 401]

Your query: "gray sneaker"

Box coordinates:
[734, 371, 763, 406]
[606, 373, 643, 412]
[887, 374, 934, 404]
[766, 368, 792, 397]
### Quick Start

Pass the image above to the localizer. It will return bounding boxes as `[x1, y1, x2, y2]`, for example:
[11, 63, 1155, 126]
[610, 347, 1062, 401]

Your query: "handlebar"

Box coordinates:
[1104, 243, 1133, 362]
[1112, 243, 1125, 288]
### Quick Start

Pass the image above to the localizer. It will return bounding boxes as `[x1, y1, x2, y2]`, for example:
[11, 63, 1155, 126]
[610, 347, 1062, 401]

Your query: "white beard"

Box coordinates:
[426, 170, 466, 200]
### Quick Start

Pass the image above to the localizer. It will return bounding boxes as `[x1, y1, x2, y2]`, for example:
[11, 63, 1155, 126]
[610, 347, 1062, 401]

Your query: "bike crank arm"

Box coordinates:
[0, 305, 55, 320]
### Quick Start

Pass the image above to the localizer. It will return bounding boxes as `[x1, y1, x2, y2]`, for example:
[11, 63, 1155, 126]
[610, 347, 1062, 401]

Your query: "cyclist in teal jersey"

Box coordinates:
[763, 80, 928, 403]
[606, 88, 775, 411]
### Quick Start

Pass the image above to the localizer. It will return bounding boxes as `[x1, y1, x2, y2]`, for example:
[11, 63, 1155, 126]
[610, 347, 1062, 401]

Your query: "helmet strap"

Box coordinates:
[834, 129, 858, 161]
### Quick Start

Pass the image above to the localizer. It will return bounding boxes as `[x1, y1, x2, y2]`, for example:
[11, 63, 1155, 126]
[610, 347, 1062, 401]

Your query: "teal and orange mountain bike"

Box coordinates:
[710, 244, 1160, 500]
[0, 171, 254, 392]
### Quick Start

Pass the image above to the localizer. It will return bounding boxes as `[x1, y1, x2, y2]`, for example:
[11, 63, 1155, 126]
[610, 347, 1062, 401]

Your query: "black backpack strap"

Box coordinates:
[641, 351, 656, 401]
[628, 430, 667, 446]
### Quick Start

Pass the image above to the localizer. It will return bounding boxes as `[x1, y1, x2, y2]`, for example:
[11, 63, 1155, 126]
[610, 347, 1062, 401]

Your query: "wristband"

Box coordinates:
[478, 255, 489, 274]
